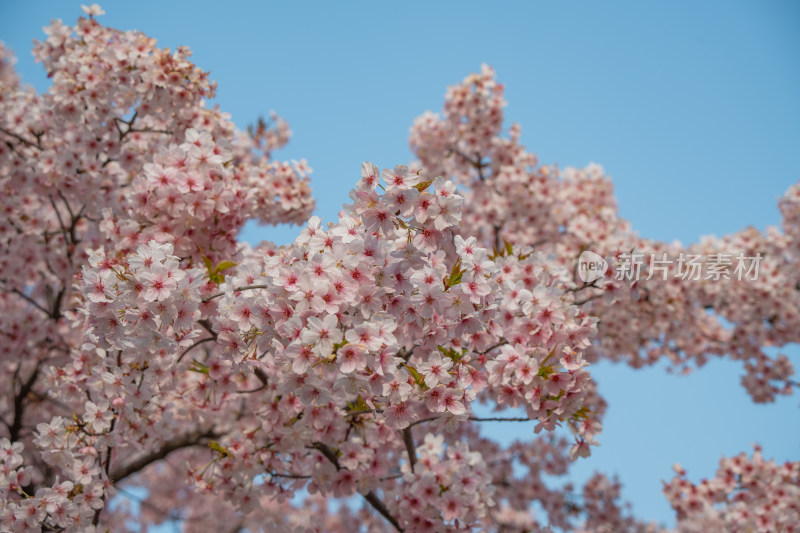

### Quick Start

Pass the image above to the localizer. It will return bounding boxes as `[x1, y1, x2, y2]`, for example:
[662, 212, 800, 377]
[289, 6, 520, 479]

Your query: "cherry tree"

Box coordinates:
[0, 6, 795, 532]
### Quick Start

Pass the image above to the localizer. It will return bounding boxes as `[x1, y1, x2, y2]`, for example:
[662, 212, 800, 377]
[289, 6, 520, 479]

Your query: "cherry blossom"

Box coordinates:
[664, 446, 799, 532]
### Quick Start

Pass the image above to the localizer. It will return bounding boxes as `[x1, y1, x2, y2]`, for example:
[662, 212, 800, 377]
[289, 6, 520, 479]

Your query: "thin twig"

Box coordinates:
[3, 285, 51, 317]
[479, 339, 508, 355]
[202, 284, 269, 303]
[407, 415, 531, 429]
[9, 364, 41, 441]
[575, 294, 603, 306]
[0, 127, 42, 150]
[469, 416, 530, 422]
[176, 337, 215, 364]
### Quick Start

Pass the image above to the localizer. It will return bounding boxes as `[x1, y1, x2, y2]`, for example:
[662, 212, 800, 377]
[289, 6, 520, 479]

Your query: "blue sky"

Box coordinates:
[2, 1, 799, 528]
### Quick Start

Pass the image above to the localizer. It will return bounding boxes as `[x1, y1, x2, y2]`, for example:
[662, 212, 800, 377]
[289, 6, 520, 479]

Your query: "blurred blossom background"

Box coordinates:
[2, 0, 799, 527]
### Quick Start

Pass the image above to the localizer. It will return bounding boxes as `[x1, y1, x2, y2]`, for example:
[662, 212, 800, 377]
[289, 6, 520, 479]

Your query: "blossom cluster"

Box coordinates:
[392, 435, 495, 529]
[664, 446, 800, 532]
[410, 64, 798, 404]
[1, 8, 603, 526]
[175, 164, 599, 530]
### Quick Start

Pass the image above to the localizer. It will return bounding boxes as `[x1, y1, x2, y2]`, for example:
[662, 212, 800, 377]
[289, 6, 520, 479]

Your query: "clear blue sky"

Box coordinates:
[2, 1, 799, 528]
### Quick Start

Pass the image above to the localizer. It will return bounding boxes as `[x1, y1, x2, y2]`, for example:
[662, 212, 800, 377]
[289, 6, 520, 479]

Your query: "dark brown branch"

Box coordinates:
[197, 319, 216, 337]
[449, 146, 488, 180]
[402, 427, 417, 473]
[48, 196, 69, 243]
[408, 415, 531, 429]
[363, 491, 403, 532]
[4, 285, 51, 317]
[0, 127, 42, 150]
[56, 191, 81, 246]
[396, 345, 418, 363]
[346, 408, 384, 418]
[110, 428, 217, 483]
[309, 442, 403, 532]
[115, 113, 173, 137]
[237, 368, 269, 393]
[575, 294, 603, 306]
[93, 414, 117, 527]
[50, 288, 65, 321]
[57, 190, 75, 219]
[176, 337, 215, 363]
[113, 112, 138, 139]
[309, 442, 341, 468]
[9, 365, 41, 441]
[48, 196, 75, 269]
[469, 416, 530, 422]
[407, 417, 437, 429]
[479, 339, 508, 355]
[254, 368, 269, 386]
[268, 472, 311, 480]
[130, 127, 173, 135]
[566, 278, 600, 293]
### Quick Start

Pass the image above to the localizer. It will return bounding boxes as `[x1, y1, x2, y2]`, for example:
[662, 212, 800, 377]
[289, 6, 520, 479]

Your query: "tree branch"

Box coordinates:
[176, 336, 215, 363]
[363, 491, 403, 532]
[202, 284, 269, 303]
[3, 285, 51, 317]
[309, 442, 404, 532]
[402, 427, 417, 473]
[408, 415, 532, 429]
[110, 428, 217, 483]
[0, 127, 42, 150]
[479, 339, 508, 355]
[449, 146, 487, 180]
[9, 364, 41, 441]
[575, 294, 603, 306]
[470, 416, 530, 422]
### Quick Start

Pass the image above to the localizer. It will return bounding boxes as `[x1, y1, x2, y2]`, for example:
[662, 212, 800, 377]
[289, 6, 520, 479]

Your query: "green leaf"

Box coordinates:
[445, 259, 464, 289]
[572, 406, 591, 420]
[404, 364, 428, 389]
[332, 339, 348, 354]
[208, 440, 232, 457]
[538, 365, 554, 378]
[347, 395, 369, 413]
[413, 179, 435, 192]
[436, 345, 462, 362]
[202, 255, 213, 274]
[189, 360, 209, 374]
[214, 261, 238, 274]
